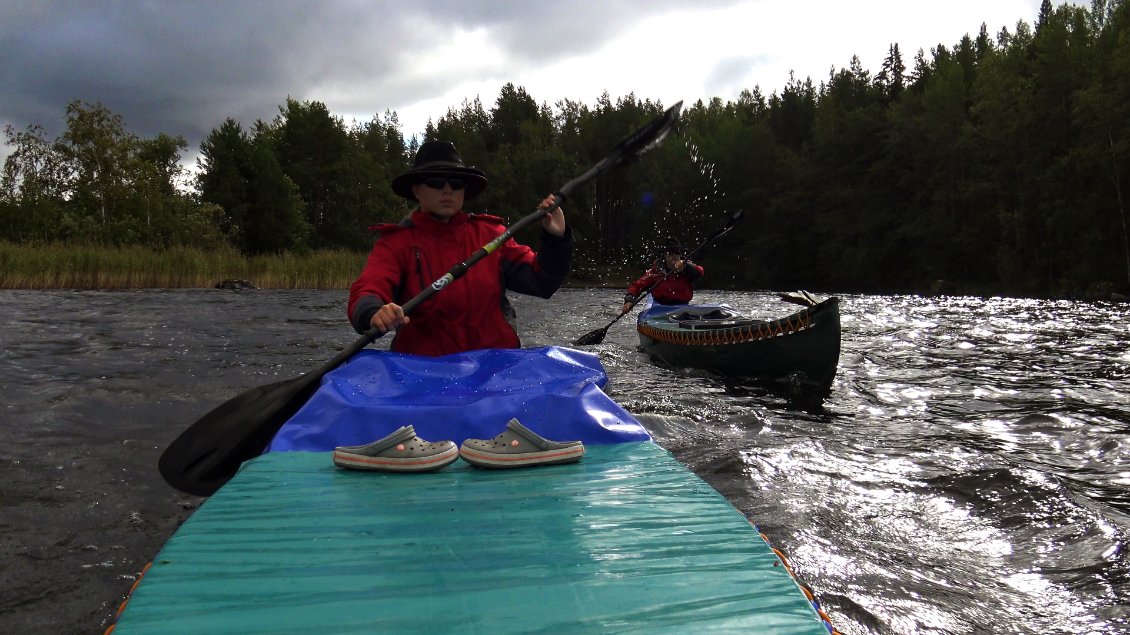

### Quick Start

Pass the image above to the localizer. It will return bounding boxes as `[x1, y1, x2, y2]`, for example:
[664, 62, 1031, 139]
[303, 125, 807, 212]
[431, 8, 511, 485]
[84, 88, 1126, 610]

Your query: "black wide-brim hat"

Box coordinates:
[391, 140, 488, 201]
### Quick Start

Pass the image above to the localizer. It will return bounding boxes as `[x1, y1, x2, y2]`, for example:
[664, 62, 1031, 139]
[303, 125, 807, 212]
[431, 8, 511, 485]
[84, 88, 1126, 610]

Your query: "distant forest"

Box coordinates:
[2, 0, 1128, 298]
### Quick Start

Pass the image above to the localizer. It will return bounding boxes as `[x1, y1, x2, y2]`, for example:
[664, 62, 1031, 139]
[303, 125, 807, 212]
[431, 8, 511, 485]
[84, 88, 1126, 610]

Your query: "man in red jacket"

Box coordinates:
[621, 239, 704, 314]
[348, 141, 572, 357]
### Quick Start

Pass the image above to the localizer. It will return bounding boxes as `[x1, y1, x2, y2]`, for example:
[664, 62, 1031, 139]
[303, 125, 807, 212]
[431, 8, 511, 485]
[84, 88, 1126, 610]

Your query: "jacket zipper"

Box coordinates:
[413, 248, 430, 292]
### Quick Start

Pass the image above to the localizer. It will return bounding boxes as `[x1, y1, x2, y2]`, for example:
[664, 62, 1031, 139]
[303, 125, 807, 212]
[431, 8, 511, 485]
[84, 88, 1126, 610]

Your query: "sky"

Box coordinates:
[1, 0, 1067, 170]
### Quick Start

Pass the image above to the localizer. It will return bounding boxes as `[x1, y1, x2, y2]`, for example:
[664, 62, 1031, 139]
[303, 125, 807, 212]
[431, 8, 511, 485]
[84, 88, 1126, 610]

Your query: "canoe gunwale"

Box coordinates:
[639, 298, 839, 346]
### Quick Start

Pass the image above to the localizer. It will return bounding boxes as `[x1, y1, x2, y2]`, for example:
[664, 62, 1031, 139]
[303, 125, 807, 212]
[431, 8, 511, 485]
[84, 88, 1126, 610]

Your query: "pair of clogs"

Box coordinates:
[331, 419, 584, 472]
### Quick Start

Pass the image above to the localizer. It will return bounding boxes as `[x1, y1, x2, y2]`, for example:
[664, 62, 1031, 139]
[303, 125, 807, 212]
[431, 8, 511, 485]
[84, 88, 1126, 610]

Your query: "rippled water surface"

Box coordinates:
[1, 288, 1127, 634]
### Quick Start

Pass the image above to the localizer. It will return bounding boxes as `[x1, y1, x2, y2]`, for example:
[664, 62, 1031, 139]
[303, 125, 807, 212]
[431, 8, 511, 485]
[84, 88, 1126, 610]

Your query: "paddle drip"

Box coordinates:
[573, 210, 744, 346]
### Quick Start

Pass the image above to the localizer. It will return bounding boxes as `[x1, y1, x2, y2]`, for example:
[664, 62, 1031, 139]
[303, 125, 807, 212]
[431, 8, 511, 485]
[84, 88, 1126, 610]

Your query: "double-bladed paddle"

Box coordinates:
[158, 101, 684, 496]
[572, 210, 743, 346]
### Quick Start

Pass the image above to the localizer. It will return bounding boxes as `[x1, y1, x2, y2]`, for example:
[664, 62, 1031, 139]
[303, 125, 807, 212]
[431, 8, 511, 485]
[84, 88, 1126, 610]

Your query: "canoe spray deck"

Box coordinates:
[112, 445, 830, 634]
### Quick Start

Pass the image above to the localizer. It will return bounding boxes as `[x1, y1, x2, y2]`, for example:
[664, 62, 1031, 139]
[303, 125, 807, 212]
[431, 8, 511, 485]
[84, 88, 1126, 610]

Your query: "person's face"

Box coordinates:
[412, 175, 466, 220]
[664, 251, 682, 268]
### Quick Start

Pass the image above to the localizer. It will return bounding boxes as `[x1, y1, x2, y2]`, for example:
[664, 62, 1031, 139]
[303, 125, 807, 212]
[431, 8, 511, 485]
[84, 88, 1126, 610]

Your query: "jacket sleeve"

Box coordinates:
[499, 225, 573, 298]
[347, 240, 403, 335]
[626, 262, 663, 300]
[683, 261, 704, 284]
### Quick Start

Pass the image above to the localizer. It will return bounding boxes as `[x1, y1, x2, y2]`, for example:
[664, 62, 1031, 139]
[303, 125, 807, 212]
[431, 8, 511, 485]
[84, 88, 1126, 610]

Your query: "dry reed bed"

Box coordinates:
[0, 243, 366, 290]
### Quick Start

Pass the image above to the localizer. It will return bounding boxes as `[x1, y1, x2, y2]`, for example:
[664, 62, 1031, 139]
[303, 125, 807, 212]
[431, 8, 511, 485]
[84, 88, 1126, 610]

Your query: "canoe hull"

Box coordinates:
[638, 298, 841, 395]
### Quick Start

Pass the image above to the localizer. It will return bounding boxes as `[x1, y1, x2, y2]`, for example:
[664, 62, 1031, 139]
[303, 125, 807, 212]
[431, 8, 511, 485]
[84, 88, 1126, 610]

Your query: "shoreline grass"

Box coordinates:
[0, 243, 368, 290]
[0, 242, 634, 291]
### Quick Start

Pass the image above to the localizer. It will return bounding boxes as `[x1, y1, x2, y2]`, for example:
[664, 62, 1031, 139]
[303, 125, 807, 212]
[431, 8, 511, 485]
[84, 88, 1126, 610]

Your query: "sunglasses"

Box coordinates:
[420, 176, 466, 191]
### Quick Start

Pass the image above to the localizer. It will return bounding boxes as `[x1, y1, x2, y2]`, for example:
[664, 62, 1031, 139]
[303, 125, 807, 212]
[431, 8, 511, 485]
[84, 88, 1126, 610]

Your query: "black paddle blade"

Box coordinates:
[573, 309, 633, 346]
[158, 374, 321, 496]
[572, 326, 610, 346]
[559, 101, 683, 198]
[617, 100, 682, 160]
[777, 290, 819, 307]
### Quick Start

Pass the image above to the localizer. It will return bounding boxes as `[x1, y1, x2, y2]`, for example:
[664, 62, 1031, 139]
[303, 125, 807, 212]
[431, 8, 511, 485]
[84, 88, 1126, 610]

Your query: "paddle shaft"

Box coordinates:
[385, 102, 683, 333]
[159, 101, 684, 495]
[395, 200, 560, 322]
[270, 99, 681, 372]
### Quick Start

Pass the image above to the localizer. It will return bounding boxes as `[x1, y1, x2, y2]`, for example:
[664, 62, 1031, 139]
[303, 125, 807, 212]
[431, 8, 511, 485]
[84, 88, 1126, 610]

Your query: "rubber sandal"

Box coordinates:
[459, 419, 584, 469]
[333, 425, 458, 472]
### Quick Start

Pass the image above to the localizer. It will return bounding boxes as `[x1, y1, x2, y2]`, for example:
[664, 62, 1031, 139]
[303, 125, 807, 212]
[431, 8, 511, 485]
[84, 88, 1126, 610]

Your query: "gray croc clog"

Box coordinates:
[332, 425, 458, 472]
[459, 419, 584, 469]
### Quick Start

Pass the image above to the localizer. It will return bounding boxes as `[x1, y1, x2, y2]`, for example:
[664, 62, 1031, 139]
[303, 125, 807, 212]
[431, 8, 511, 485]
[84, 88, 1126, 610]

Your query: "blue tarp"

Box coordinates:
[267, 346, 651, 452]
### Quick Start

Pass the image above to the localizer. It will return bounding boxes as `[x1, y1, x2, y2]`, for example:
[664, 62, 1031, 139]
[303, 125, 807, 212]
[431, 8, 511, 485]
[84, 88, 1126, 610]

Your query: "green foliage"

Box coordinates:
[3, 1, 1129, 296]
[197, 118, 252, 243]
[244, 139, 309, 254]
[2, 101, 231, 249]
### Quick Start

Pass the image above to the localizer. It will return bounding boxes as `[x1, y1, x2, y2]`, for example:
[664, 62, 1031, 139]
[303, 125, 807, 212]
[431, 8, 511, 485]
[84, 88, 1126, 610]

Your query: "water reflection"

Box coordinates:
[2, 288, 1127, 634]
[524, 289, 1130, 634]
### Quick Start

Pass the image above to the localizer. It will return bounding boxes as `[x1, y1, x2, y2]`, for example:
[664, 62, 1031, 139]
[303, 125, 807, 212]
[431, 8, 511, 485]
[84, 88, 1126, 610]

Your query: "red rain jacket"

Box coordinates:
[348, 209, 572, 356]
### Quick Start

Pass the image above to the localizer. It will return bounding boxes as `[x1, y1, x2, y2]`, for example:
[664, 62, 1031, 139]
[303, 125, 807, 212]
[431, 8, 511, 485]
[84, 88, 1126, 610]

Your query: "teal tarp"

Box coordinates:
[114, 446, 827, 634]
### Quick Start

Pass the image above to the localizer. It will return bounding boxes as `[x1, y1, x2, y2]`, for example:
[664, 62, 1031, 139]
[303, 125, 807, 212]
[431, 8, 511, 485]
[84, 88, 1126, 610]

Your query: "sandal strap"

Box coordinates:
[505, 419, 580, 450]
[334, 425, 416, 455]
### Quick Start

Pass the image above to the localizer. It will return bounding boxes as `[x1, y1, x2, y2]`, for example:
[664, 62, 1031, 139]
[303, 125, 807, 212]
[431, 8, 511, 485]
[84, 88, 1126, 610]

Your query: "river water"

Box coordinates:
[0, 288, 1126, 634]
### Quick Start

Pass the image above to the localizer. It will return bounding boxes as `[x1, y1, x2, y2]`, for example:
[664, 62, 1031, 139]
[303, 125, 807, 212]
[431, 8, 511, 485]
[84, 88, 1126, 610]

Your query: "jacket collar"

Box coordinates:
[411, 208, 467, 231]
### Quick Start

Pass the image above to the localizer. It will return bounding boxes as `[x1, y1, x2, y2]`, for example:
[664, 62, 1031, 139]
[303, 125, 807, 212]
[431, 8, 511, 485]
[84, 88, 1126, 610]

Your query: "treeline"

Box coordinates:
[2, 0, 1128, 297]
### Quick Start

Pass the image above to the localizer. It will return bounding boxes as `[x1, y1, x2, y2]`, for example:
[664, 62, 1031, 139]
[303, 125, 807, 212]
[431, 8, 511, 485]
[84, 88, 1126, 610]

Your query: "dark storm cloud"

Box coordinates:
[1, 0, 743, 147]
[3, 1, 408, 143]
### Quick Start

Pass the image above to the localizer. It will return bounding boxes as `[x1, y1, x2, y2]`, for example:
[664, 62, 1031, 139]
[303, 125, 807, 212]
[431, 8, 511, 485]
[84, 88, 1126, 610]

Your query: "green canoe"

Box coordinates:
[637, 297, 841, 396]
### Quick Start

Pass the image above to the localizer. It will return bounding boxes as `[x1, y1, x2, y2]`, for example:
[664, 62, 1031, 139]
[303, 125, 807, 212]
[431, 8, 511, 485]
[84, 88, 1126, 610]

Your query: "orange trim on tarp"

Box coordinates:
[105, 562, 152, 634]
